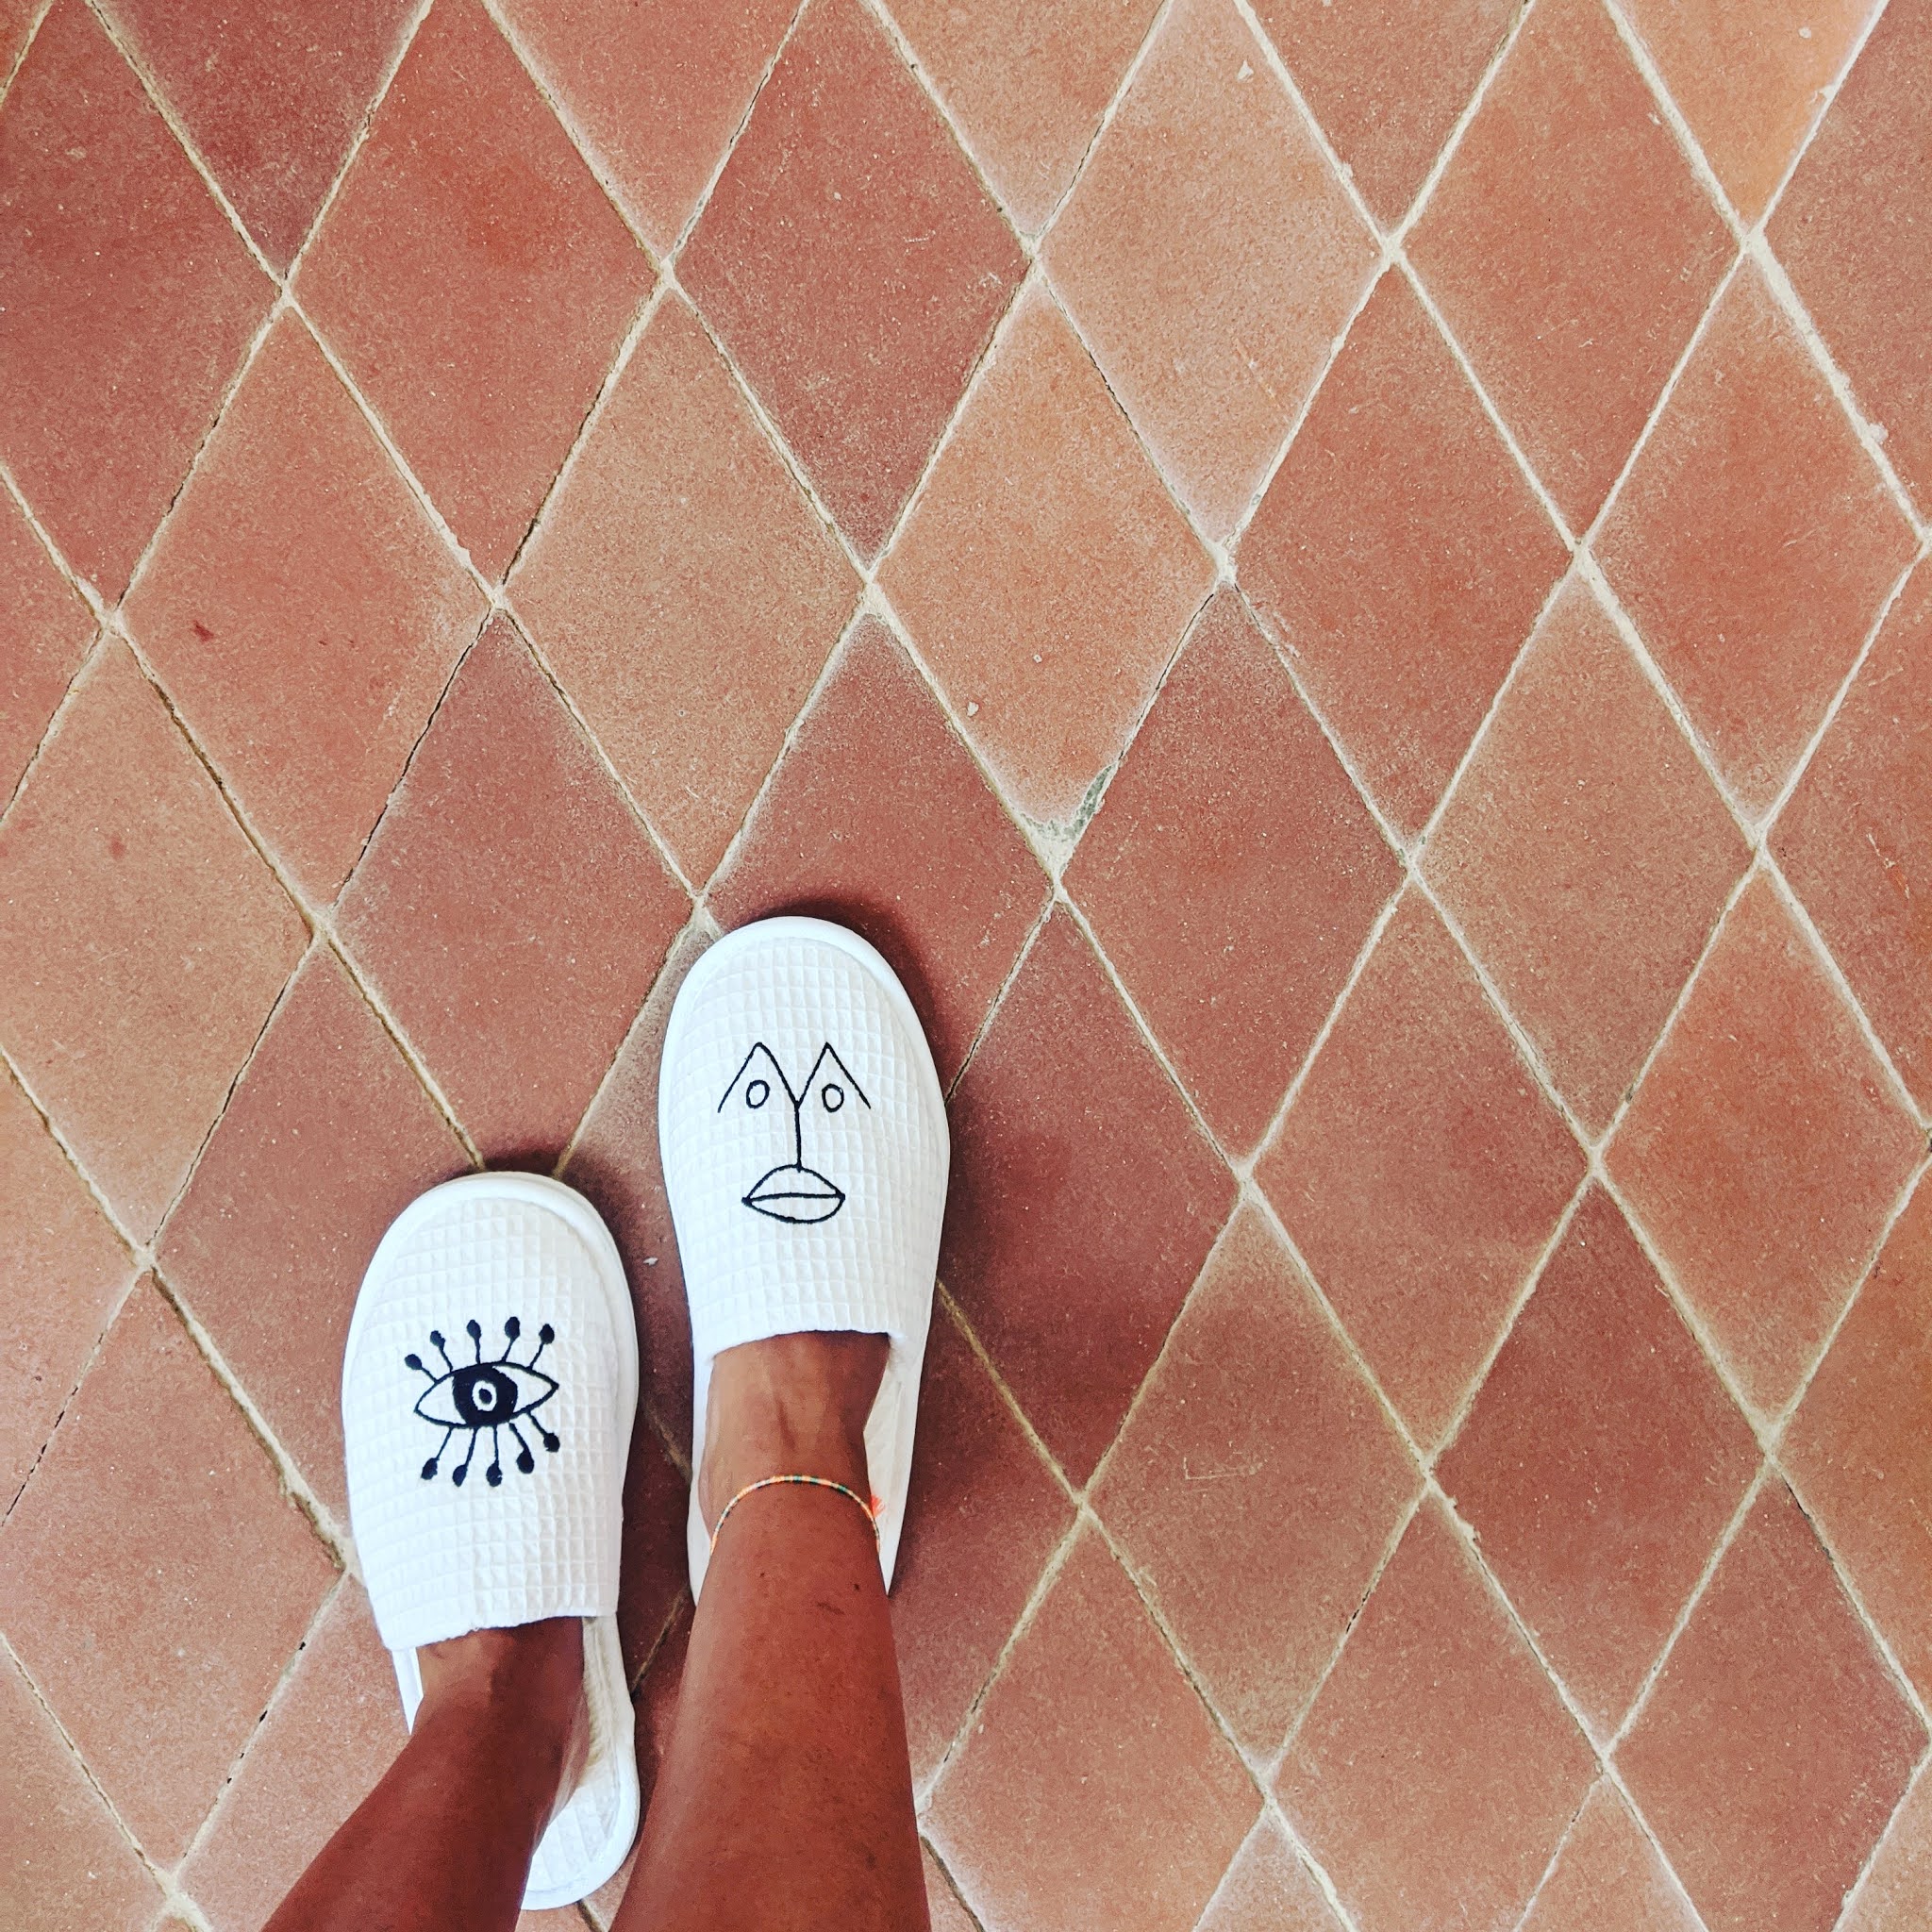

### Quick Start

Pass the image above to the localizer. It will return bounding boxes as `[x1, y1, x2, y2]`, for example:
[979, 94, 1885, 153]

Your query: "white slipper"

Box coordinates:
[341, 1172, 640, 1910]
[658, 917, 949, 1597]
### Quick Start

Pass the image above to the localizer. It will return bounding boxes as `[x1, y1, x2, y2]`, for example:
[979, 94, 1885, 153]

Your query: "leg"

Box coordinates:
[616, 1331, 928, 1932]
[265, 1618, 588, 1932]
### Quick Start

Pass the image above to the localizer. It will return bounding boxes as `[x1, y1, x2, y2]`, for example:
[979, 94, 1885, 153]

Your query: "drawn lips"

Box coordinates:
[742, 1162, 846, 1224]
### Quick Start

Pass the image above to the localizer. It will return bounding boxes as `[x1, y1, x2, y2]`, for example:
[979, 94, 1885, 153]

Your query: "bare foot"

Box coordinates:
[698, 1331, 890, 1534]
[417, 1617, 590, 1826]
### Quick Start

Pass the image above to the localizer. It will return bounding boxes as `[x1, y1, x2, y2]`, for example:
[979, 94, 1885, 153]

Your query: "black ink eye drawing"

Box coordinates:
[718, 1041, 872, 1224]
[407, 1318, 560, 1488]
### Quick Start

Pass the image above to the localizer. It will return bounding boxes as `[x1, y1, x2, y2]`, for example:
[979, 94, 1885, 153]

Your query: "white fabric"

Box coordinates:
[342, 1173, 640, 1908]
[658, 918, 949, 1595]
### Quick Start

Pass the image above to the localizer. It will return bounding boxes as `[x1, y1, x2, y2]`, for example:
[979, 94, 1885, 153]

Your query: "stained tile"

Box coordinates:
[880, 285, 1214, 822]
[0, 643, 307, 1238]
[1240, 275, 1567, 837]
[926, 1529, 1258, 1932]
[888, 0, 1158, 232]
[0, 0, 272, 595]
[1841, 1764, 1932, 1932]
[941, 911, 1237, 1483]
[1618, 1480, 1924, 1932]
[1043, 0, 1374, 537]
[893, 1311, 1074, 1784]
[496, 0, 794, 252]
[1520, 1781, 1699, 1932]
[1623, 0, 1877, 223]
[0, 488, 92, 802]
[562, 925, 710, 1451]
[101, 0, 417, 268]
[1407, 0, 1731, 531]
[1250, 0, 1516, 224]
[1258, 890, 1584, 1449]
[1607, 874, 1922, 1416]
[1438, 1189, 1759, 1733]
[1199, 1823, 1341, 1932]
[1067, 591, 1401, 1152]
[336, 620, 687, 1164]
[125, 317, 487, 900]
[1596, 268, 1914, 814]
[1276, 1502, 1595, 1932]
[678, 0, 1024, 559]
[1785, 1173, 1932, 1703]
[1770, 2, 1932, 512]
[511, 295, 857, 883]
[178, 1581, 402, 1932]
[0, 1647, 158, 1932]
[1774, 564, 1932, 1110]
[156, 946, 468, 1518]
[0, 1065, 131, 1507]
[1423, 580, 1749, 1134]
[0, 1280, 336, 1860]
[708, 619, 1049, 1084]
[1094, 1208, 1418, 1753]
[294, 0, 650, 577]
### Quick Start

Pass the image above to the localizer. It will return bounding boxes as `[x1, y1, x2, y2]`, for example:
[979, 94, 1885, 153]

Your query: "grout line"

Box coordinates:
[0, 0, 52, 108]
[1503, 1780, 1601, 1932]
[1837, 1742, 1932, 1932]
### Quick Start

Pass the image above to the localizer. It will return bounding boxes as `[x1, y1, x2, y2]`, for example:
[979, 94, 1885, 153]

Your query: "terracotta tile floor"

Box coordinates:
[2, 2, 1929, 1928]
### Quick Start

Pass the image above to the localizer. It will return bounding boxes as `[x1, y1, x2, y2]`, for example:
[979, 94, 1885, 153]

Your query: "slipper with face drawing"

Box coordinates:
[341, 1172, 640, 1908]
[658, 916, 950, 1597]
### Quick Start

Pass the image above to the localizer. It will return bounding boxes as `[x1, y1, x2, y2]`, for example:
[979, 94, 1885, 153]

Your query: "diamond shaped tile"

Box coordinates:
[1606, 873, 1922, 1416]
[880, 285, 1215, 822]
[1239, 274, 1568, 838]
[1770, 2, 1932, 513]
[1257, 889, 1584, 1450]
[892, 1309, 1074, 1784]
[0, 1064, 132, 1507]
[1276, 1500, 1595, 1932]
[155, 945, 468, 1519]
[176, 1581, 401, 1932]
[0, 0, 273, 597]
[1437, 1188, 1759, 1734]
[1066, 591, 1401, 1153]
[677, 0, 1024, 560]
[335, 618, 689, 1163]
[1407, 0, 1731, 531]
[1093, 1208, 1418, 1754]
[708, 618, 1050, 1084]
[1596, 267, 1914, 815]
[1422, 579, 1749, 1135]
[1784, 1172, 1932, 1703]
[1618, 1479, 1924, 1932]
[1841, 1763, 1932, 1932]
[0, 642, 307, 1238]
[1042, 0, 1375, 537]
[0, 488, 92, 802]
[1774, 563, 1932, 1111]
[0, 1280, 337, 1860]
[496, 0, 794, 252]
[1200, 1824, 1343, 1932]
[0, 1646, 160, 1932]
[1520, 1781, 1700, 1932]
[888, 0, 1158, 232]
[926, 1528, 1258, 1932]
[100, 0, 417, 269]
[293, 0, 650, 578]
[511, 294, 858, 884]
[125, 315, 488, 901]
[1250, 0, 1517, 225]
[1622, 0, 1879, 223]
[941, 910, 1237, 1484]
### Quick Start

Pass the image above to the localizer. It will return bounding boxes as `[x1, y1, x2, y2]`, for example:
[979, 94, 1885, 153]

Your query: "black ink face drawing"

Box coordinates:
[407, 1318, 560, 1488]
[718, 1041, 872, 1224]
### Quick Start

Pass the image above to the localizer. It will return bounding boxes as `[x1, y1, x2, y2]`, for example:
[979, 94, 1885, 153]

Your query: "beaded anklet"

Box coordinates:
[708, 1474, 882, 1554]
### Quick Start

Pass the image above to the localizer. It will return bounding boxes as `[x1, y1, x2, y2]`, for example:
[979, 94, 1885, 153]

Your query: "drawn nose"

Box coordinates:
[743, 1162, 846, 1224]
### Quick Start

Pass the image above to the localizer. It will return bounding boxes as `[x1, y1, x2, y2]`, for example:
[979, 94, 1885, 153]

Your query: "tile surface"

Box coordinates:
[0, 489, 93, 803]
[1843, 1766, 1932, 1932]
[1519, 1780, 1700, 1932]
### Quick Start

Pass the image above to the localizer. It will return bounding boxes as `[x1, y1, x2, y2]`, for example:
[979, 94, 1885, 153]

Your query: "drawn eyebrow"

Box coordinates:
[802, 1042, 871, 1109]
[717, 1041, 797, 1113]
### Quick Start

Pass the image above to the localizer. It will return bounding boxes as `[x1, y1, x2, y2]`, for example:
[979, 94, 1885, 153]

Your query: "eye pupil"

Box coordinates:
[822, 1082, 844, 1112]
[746, 1078, 770, 1108]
